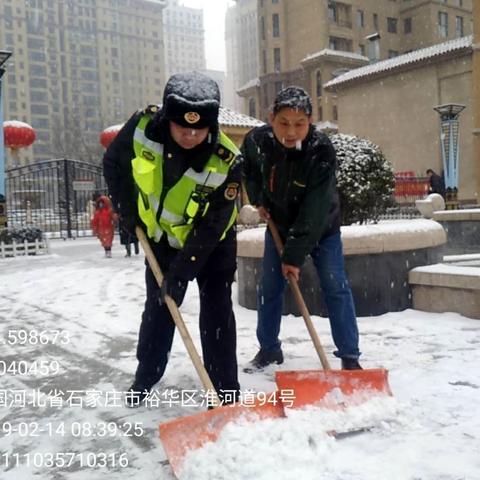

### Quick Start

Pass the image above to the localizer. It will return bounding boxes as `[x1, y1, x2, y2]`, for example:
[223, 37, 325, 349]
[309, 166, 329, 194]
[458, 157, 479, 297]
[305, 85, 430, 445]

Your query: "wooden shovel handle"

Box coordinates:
[267, 220, 331, 371]
[136, 227, 221, 407]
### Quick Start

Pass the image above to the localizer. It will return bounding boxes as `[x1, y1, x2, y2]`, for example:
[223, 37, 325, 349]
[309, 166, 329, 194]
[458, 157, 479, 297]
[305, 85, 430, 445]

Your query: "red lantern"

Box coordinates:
[3, 120, 36, 149]
[100, 124, 124, 149]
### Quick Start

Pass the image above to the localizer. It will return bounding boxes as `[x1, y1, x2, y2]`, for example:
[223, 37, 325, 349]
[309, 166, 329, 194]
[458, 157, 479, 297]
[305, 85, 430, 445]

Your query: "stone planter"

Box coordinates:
[237, 219, 446, 317]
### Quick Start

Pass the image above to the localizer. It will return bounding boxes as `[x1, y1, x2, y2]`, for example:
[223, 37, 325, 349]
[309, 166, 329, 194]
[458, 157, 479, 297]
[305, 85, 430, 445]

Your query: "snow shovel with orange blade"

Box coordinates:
[136, 227, 285, 477]
[266, 220, 393, 410]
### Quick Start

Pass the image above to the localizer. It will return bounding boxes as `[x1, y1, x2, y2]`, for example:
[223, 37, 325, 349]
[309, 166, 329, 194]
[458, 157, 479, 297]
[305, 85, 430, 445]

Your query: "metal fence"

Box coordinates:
[5, 159, 106, 238]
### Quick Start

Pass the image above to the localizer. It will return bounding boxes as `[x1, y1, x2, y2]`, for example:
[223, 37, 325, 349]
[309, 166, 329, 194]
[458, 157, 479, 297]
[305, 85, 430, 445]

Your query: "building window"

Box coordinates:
[404, 17, 412, 34]
[262, 49, 267, 74]
[261, 16, 265, 40]
[328, 2, 337, 23]
[318, 106, 323, 122]
[272, 0, 279, 3]
[456, 16, 464, 37]
[328, 1, 352, 28]
[332, 105, 338, 122]
[373, 13, 378, 31]
[438, 12, 448, 37]
[273, 47, 281, 72]
[263, 84, 268, 108]
[272, 13, 280, 37]
[388, 50, 399, 58]
[387, 17, 398, 33]
[311, 72, 320, 99]
[367, 35, 380, 62]
[248, 97, 256, 118]
[274, 81, 283, 94]
[357, 10, 364, 28]
[329, 36, 352, 52]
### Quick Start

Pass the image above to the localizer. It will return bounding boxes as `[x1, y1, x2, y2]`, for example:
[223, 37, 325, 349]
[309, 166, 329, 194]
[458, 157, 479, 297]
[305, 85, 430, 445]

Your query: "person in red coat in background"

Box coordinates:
[91, 195, 117, 257]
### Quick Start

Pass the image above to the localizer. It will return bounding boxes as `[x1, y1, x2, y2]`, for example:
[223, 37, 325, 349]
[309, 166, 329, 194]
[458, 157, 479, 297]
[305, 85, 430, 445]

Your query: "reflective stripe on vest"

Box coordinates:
[132, 115, 164, 241]
[131, 114, 239, 248]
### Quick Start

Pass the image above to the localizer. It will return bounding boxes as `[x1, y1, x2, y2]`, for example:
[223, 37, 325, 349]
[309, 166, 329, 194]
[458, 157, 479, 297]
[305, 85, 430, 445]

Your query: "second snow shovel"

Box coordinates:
[136, 227, 285, 477]
[266, 220, 392, 410]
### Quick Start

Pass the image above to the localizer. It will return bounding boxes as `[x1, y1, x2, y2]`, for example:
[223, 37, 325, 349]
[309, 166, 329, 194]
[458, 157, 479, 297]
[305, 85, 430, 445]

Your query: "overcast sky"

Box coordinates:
[180, 0, 234, 72]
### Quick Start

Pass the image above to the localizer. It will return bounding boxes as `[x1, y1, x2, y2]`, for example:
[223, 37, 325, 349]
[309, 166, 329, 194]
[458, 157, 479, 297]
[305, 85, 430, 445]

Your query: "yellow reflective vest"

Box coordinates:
[131, 114, 239, 248]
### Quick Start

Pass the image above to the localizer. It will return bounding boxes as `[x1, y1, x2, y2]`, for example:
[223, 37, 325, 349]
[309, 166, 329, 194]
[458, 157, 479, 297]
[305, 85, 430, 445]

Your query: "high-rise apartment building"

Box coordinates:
[163, 0, 206, 79]
[225, 0, 259, 113]
[239, 0, 473, 122]
[0, 0, 167, 166]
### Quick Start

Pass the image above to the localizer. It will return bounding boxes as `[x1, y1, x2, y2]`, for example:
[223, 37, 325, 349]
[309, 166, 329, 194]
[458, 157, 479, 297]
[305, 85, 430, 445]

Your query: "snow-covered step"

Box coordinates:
[409, 263, 480, 319]
[432, 208, 480, 255]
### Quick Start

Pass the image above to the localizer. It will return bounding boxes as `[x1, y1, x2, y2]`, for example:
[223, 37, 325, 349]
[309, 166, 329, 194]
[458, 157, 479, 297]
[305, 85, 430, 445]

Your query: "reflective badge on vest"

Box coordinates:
[224, 182, 239, 201]
[142, 150, 155, 161]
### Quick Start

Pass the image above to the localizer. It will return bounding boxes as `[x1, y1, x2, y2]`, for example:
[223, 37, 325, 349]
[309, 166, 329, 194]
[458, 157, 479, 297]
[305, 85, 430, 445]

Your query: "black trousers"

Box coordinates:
[134, 256, 239, 400]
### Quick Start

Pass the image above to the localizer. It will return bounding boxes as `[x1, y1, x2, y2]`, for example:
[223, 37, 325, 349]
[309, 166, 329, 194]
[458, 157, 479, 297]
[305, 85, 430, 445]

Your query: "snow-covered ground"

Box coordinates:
[0, 237, 479, 480]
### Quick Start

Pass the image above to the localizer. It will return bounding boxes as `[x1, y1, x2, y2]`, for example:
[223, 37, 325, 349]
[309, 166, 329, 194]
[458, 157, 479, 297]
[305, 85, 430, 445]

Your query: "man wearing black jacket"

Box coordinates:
[426, 169, 446, 198]
[104, 72, 241, 405]
[242, 86, 361, 371]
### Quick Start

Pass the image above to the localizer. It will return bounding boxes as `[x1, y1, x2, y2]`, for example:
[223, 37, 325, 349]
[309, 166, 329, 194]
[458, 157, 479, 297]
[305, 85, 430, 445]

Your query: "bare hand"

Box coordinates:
[257, 206, 270, 221]
[282, 263, 300, 282]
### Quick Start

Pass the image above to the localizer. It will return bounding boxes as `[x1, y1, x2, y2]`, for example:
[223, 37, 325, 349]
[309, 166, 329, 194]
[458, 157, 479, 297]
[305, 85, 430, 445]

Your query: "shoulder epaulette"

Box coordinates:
[215, 144, 236, 165]
[142, 104, 160, 116]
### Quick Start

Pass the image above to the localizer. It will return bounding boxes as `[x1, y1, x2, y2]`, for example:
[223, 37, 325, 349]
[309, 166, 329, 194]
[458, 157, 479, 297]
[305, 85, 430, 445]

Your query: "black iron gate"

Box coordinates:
[5, 159, 106, 238]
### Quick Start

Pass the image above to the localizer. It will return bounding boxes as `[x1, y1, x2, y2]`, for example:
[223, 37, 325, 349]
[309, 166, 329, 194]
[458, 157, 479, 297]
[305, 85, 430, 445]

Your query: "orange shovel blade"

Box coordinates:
[275, 369, 392, 409]
[159, 397, 285, 476]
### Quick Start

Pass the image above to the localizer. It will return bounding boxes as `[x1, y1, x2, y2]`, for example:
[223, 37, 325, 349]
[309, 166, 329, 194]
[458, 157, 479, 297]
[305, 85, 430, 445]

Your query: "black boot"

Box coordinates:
[125, 382, 152, 408]
[341, 358, 363, 370]
[243, 348, 284, 373]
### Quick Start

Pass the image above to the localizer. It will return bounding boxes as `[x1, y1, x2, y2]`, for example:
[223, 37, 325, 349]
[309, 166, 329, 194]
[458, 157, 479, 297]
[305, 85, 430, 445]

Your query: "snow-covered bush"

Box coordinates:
[0, 227, 43, 244]
[330, 133, 395, 225]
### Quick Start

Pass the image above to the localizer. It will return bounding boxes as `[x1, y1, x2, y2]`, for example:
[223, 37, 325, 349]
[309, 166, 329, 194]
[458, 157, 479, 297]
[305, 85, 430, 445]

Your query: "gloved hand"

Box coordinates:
[159, 274, 187, 306]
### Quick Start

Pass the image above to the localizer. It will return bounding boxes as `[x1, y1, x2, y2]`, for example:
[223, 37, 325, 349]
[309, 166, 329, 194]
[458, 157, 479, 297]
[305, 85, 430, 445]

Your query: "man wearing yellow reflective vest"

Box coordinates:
[103, 72, 241, 406]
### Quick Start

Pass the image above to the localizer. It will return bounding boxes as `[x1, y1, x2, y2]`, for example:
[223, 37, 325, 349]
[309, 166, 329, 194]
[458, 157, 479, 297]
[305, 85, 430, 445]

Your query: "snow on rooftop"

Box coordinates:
[236, 77, 260, 93]
[219, 107, 264, 128]
[325, 35, 473, 89]
[302, 48, 369, 63]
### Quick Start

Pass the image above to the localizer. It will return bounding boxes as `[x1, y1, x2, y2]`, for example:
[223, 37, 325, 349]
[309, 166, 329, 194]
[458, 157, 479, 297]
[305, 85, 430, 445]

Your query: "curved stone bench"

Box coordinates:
[237, 219, 446, 317]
